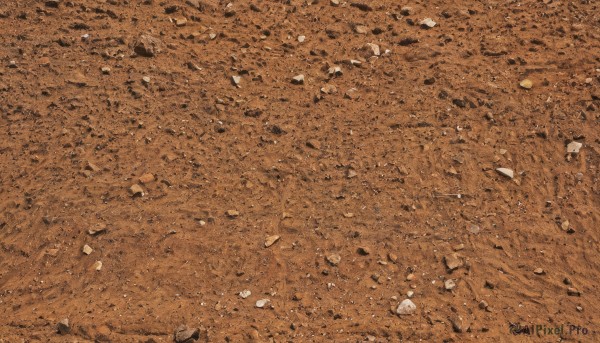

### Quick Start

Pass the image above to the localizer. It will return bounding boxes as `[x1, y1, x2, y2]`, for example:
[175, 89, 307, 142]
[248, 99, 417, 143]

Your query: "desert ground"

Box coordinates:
[1, 0, 599, 342]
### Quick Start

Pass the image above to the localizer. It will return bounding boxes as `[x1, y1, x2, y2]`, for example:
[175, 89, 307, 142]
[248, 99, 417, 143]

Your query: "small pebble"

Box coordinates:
[57, 318, 70, 335]
[93, 261, 103, 271]
[420, 18, 436, 28]
[139, 173, 155, 184]
[255, 299, 270, 308]
[444, 279, 456, 290]
[357, 247, 370, 255]
[520, 79, 533, 89]
[226, 210, 240, 218]
[239, 290, 251, 299]
[444, 253, 464, 271]
[82, 244, 93, 255]
[129, 184, 144, 196]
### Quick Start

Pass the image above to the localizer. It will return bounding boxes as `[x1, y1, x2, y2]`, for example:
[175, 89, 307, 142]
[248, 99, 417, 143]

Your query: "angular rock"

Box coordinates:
[82, 244, 93, 255]
[291, 74, 305, 85]
[396, 299, 416, 315]
[226, 210, 240, 218]
[174, 325, 200, 343]
[306, 139, 321, 150]
[344, 88, 360, 100]
[567, 141, 582, 154]
[326, 253, 341, 266]
[357, 247, 370, 255]
[93, 261, 103, 271]
[264, 235, 280, 248]
[57, 318, 70, 335]
[129, 184, 144, 196]
[363, 43, 380, 57]
[328, 66, 342, 77]
[444, 253, 464, 271]
[133, 34, 162, 57]
[420, 18, 437, 28]
[444, 279, 456, 290]
[239, 290, 251, 299]
[231, 75, 241, 87]
[85, 162, 101, 172]
[495, 168, 514, 179]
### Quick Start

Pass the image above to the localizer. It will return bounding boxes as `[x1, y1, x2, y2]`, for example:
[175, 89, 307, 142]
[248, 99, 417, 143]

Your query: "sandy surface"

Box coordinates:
[1, 0, 599, 341]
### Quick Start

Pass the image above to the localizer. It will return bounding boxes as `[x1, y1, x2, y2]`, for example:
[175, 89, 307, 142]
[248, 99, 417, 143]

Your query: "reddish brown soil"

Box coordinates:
[1, 0, 600, 342]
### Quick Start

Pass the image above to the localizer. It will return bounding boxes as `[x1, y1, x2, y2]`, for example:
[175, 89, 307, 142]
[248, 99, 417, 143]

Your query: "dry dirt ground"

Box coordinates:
[1, 0, 600, 342]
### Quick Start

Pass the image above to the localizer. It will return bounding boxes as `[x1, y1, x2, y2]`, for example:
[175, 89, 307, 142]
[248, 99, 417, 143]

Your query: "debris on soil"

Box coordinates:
[2, 0, 599, 340]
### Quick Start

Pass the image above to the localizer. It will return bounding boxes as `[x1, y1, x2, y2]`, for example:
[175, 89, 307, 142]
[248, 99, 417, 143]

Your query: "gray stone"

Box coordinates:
[396, 299, 416, 315]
